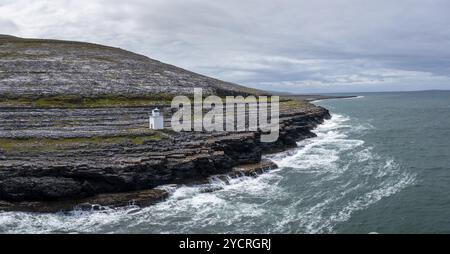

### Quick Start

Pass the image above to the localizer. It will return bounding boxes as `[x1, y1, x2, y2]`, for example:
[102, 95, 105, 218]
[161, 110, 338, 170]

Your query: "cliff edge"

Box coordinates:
[0, 36, 330, 212]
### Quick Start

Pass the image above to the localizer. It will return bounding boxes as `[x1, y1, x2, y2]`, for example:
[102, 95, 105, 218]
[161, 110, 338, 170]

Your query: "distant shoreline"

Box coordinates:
[310, 95, 364, 103]
[282, 94, 358, 102]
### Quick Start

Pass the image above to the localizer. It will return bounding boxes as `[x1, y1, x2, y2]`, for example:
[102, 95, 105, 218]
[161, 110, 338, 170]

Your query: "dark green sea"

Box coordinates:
[0, 90, 449, 233]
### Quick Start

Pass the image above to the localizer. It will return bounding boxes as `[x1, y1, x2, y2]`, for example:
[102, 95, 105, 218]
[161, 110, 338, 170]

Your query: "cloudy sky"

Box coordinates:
[1, 0, 450, 93]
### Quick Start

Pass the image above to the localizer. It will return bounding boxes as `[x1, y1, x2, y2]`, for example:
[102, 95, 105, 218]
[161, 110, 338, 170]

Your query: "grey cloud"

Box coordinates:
[0, 18, 18, 34]
[1, 0, 450, 92]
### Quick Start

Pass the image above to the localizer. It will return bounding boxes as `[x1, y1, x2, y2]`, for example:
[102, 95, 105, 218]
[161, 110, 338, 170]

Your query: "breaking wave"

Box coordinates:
[0, 113, 415, 234]
[267, 114, 415, 233]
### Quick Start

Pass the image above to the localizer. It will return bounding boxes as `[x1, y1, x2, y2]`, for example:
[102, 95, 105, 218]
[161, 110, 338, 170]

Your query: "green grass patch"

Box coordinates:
[0, 133, 164, 153]
[280, 99, 308, 109]
[0, 94, 174, 108]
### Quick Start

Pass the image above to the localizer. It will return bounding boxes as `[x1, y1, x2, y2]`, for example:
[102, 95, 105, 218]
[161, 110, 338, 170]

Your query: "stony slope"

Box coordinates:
[0, 35, 263, 104]
[0, 35, 331, 212]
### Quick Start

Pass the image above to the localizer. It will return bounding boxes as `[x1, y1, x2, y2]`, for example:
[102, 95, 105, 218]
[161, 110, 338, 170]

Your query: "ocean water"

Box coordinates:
[0, 90, 449, 234]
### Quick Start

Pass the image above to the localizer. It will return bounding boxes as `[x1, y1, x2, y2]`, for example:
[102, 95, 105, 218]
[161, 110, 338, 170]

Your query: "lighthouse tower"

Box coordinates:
[149, 108, 164, 130]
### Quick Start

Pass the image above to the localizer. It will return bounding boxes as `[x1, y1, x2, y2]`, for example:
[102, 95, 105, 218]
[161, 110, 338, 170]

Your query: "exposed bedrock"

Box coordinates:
[0, 35, 331, 211]
[0, 106, 330, 205]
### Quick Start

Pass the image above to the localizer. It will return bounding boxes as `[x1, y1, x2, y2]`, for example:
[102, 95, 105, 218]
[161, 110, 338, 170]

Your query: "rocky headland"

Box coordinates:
[0, 35, 331, 212]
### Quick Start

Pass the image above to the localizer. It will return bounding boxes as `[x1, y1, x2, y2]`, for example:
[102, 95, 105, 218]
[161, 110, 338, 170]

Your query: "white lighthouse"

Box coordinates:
[149, 108, 164, 130]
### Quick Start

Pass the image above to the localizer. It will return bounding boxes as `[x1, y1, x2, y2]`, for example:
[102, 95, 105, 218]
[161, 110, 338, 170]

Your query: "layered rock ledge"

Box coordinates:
[0, 35, 331, 212]
[0, 101, 330, 212]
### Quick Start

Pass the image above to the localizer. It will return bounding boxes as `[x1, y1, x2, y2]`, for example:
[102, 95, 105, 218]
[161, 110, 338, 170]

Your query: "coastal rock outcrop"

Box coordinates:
[0, 35, 331, 212]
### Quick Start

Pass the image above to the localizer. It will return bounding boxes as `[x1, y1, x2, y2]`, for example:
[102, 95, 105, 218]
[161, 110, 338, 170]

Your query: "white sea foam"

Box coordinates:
[267, 114, 415, 233]
[0, 112, 415, 234]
